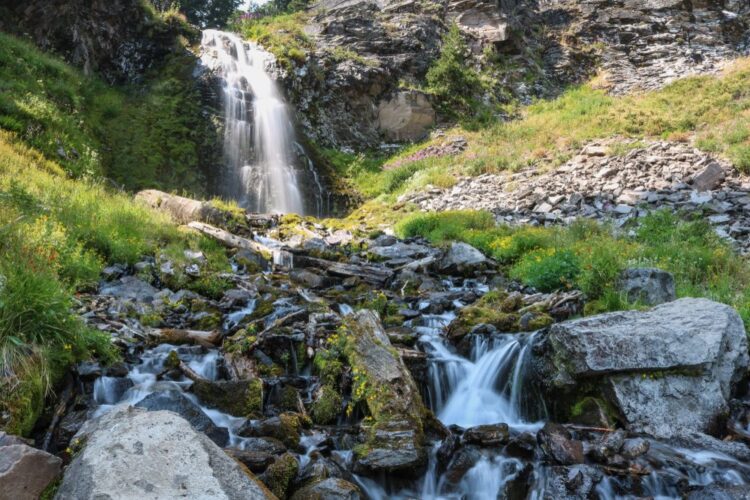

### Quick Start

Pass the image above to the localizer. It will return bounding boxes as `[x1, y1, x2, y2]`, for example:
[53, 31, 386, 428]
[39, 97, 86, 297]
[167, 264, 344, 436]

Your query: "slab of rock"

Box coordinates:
[134, 391, 229, 446]
[377, 90, 435, 142]
[462, 423, 510, 447]
[99, 276, 159, 303]
[0, 443, 61, 500]
[692, 162, 726, 191]
[537, 423, 584, 465]
[54, 407, 273, 499]
[289, 478, 362, 500]
[617, 267, 676, 305]
[534, 298, 749, 438]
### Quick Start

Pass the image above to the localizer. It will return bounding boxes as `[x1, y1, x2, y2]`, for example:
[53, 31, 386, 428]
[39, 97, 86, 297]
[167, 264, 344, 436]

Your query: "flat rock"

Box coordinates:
[617, 267, 676, 305]
[0, 443, 61, 500]
[54, 407, 273, 499]
[135, 391, 229, 446]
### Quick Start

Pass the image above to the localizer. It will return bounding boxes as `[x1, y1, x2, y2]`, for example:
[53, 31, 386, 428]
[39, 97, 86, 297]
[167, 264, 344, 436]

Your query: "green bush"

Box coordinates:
[510, 248, 580, 292]
[426, 25, 483, 115]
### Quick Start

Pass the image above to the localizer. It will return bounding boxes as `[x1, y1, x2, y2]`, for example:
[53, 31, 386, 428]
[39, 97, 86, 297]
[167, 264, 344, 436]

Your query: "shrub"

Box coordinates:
[426, 25, 483, 115]
[511, 248, 581, 292]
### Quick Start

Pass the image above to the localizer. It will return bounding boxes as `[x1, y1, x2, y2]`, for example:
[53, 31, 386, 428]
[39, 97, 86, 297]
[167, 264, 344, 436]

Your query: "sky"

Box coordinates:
[242, 0, 270, 8]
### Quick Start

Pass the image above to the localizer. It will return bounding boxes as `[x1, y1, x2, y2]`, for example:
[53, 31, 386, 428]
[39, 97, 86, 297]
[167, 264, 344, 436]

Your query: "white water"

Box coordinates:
[201, 29, 306, 214]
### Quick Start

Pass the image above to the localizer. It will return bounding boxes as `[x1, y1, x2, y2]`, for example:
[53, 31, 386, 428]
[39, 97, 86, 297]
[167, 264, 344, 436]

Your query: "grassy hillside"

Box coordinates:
[0, 31, 217, 194]
[0, 32, 232, 434]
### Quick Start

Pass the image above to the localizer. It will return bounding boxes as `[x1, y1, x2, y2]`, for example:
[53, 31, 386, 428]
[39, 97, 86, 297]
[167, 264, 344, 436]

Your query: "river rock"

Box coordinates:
[225, 448, 276, 473]
[537, 423, 584, 465]
[0, 443, 62, 500]
[345, 310, 427, 474]
[54, 407, 273, 499]
[290, 478, 362, 500]
[617, 267, 676, 305]
[191, 378, 263, 418]
[462, 423, 510, 447]
[134, 390, 229, 446]
[436, 242, 490, 275]
[533, 298, 749, 438]
[534, 465, 601, 500]
[99, 275, 159, 303]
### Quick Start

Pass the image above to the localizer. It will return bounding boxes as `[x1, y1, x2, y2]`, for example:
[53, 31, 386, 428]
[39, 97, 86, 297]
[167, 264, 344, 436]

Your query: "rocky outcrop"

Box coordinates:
[412, 140, 750, 253]
[54, 407, 273, 499]
[0, 441, 62, 500]
[532, 298, 750, 438]
[616, 267, 676, 305]
[0, 0, 197, 83]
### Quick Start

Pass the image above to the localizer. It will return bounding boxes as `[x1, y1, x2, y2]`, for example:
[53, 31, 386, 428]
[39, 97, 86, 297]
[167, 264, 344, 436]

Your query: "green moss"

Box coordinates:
[249, 300, 275, 321]
[263, 452, 299, 499]
[311, 385, 343, 425]
[246, 378, 264, 418]
[279, 386, 301, 412]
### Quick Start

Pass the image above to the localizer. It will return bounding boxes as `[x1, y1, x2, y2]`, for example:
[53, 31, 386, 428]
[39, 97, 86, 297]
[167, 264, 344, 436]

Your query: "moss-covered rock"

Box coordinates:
[310, 385, 343, 425]
[263, 452, 299, 499]
[191, 378, 263, 418]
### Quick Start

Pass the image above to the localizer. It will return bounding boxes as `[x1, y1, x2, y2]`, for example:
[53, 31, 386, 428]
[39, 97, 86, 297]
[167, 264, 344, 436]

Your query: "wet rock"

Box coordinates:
[0, 443, 61, 500]
[58, 409, 89, 445]
[240, 437, 288, 456]
[534, 465, 601, 499]
[290, 268, 330, 289]
[191, 378, 263, 418]
[99, 275, 159, 303]
[290, 478, 362, 500]
[134, 391, 229, 446]
[537, 423, 584, 465]
[238, 414, 303, 449]
[617, 268, 676, 305]
[462, 423, 510, 447]
[436, 242, 490, 275]
[621, 438, 650, 459]
[501, 462, 533, 500]
[534, 298, 749, 438]
[76, 361, 102, 380]
[504, 432, 537, 460]
[101, 263, 127, 280]
[686, 483, 750, 499]
[225, 448, 276, 473]
[54, 407, 272, 499]
[294, 452, 345, 490]
[444, 446, 482, 484]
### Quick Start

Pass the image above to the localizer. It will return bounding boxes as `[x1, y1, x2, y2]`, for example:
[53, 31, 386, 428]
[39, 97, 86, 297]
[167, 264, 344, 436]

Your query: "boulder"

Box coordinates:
[617, 267, 675, 305]
[536, 423, 584, 465]
[436, 242, 490, 275]
[134, 391, 229, 446]
[532, 298, 749, 438]
[99, 276, 159, 303]
[54, 407, 273, 499]
[290, 478, 362, 500]
[191, 378, 264, 418]
[462, 423, 510, 447]
[377, 90, 435, 142]
[0, 443, 61, 500]
[691, 162, 726, 191]
[344, 310, 427, 474]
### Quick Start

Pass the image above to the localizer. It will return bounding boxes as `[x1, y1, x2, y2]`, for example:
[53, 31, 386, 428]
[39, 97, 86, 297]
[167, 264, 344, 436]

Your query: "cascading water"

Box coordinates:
[200, 29, 322, 215]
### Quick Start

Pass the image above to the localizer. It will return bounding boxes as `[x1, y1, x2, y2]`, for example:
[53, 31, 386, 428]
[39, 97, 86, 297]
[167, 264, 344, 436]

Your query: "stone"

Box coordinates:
[0, 443, 61, 500]
[134, 391, 229, 446]
[537, 423, 584, 465]
[191, 378, 264, 418]
[443, 446, 482, 484]
[462, 423, 510, 447]
[692, 162, 726, 191]
[225, 448, 276, 473]
[436, 242, 489, 275]
[238, 415, 302, 449]
[290, 268, 329, 289]
[99, 276, 159, 303]
[289, 478, 362, 500]
[617, 267, 676, 305]
[534, 465, 601, 499]
[54, 407, 273, 499]
[377, 90, 435, 142]
[534, 298, 749, 438]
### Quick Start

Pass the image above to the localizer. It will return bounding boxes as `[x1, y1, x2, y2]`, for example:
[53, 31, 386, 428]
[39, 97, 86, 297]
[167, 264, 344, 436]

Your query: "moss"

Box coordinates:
[191, 312, 222, 330]
[39, 478, 61, 500]
[245, 378, 264, 418]
[191, 378, 264, 418]
[165, 350, 181, 370]
[277, 413, 303, 448]
[138, 311, 163, 327]
[249, 300, 275, 321]
[263, 452, 299, 499]
[521, 312, 554, 332]
[447, 306, 520, 340]
[279, 386, 301, 412]
[311, 385, 343, 425]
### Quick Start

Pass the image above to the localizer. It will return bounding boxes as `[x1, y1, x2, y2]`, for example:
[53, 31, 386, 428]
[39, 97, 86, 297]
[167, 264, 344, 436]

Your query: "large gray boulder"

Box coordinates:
[55, 407, 274, 500]
[617, 267, 675, 305]
[436, 242, 490, 275]
[0, 442, 61, 500]
[533, 298, 749, 438]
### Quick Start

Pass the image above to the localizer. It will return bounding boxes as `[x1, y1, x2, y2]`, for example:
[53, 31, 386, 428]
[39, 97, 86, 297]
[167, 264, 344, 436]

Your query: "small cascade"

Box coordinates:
[200, 29, 323, 215]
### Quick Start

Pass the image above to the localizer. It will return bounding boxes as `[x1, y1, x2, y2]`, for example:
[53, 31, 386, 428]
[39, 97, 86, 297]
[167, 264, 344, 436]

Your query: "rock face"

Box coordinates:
[54, 407, 273, 500]
[0, 0, 196, 83]
[0, 442, 62, 500]
[377, 91, 436, 142]
[532, 298, 750, 438]
[343, 310, 427, 474]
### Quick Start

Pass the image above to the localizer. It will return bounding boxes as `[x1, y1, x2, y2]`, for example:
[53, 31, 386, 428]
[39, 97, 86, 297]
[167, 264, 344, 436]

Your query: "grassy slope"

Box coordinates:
[0, 33, 232, 434]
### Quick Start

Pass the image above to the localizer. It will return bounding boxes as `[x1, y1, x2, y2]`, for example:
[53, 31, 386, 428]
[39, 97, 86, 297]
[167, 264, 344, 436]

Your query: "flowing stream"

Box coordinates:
[200, 30, 323, 215]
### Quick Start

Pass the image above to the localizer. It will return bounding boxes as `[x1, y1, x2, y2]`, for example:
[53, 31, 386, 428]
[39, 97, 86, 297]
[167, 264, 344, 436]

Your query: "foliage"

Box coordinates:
[151, 0, 242, 28]
[396, 210, 750, 326]
[233, 11, 312, 70]
[246, 0, 310, 16]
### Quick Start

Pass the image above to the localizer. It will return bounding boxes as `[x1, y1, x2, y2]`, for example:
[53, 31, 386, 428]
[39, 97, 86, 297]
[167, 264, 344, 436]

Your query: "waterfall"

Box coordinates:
[200, 29, 320, 215]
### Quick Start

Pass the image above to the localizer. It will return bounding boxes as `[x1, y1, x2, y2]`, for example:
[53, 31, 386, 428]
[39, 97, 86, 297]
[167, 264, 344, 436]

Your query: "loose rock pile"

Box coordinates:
[410, 140, 750, 252]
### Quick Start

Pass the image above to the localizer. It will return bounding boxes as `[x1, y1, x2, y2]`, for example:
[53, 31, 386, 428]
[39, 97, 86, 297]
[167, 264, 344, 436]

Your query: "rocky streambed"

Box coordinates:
[5, 206, 750, 500]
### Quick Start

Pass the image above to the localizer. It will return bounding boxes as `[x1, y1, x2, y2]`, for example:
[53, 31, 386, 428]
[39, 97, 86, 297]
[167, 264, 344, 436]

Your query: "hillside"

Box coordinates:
[2, 1, 750, 499]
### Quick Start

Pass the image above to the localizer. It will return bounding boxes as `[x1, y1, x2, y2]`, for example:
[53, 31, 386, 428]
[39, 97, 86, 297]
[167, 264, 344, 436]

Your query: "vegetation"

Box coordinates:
[396, 210, 750, 323]
[233, 11, 312, 70]
[150, 0, 242, 28]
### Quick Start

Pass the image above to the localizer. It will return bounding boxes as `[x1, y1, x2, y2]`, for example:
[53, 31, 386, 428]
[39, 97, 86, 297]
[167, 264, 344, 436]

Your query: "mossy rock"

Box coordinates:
[569, 396, 617, 429]
[191, 378, 263, 418]
[190, 312, 222, 330]
[279, 386, 302, 412]
[310, 385, 343, 425]
[447, 307, 520, 340]
[263, 452, 299, 499]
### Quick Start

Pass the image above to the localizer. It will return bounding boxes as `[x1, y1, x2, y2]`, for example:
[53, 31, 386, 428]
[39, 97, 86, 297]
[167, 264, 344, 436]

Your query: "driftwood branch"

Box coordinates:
[42, 375, 75, 452]
[293, 255, 393, 286]
[243, 309, 308, 355]
[187, 221, 273, 257]
[148, 328, 221, 348]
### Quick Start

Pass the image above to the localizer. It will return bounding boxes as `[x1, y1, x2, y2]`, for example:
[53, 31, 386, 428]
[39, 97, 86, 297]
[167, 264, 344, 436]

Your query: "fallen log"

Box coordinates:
[147, 328, 221, 348]
[187, 221, 274, 259]
[136, 190, 232, 226]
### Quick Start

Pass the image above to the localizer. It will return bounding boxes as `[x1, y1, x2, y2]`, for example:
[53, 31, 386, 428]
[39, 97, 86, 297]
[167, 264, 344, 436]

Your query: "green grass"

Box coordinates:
[233, 12, 312, 71]
[396, 210, 750, 324]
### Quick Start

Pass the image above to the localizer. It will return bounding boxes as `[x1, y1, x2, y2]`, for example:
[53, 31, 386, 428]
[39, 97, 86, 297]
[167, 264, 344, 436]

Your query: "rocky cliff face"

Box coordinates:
[269, 0, 749, 150]
[0, 0, 197, 83]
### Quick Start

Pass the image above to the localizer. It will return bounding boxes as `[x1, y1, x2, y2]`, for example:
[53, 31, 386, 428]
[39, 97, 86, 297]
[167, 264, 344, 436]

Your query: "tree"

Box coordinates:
[177, 0, 244, 28]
